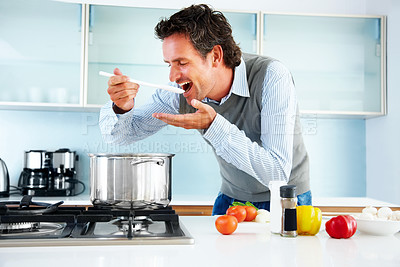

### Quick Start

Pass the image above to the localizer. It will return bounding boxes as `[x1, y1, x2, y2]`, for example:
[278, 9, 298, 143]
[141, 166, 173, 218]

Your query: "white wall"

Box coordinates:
[365, 0, 400, 205]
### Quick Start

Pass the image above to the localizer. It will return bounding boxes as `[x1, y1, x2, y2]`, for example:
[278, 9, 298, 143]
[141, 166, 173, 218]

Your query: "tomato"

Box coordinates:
[226, 206, 247, 223]
[244, 206, 257, 221]
[215, 215, 238, 235]
[325, 215, 357, 239]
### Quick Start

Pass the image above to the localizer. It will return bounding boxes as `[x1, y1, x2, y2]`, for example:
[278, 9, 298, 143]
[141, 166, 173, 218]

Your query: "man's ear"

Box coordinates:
[211, 45, 224, 67]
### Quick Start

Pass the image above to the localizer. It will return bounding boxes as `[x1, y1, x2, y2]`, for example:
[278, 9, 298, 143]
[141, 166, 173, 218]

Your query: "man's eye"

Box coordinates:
[179, 62, 187, 66]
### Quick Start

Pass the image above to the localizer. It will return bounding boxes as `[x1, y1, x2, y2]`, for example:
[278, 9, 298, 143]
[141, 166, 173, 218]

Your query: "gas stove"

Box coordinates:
[0, 196, 194, 247]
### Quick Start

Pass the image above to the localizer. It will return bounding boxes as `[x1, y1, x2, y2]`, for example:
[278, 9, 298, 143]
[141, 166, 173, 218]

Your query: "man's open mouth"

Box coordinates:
[179, 81, 193, 92]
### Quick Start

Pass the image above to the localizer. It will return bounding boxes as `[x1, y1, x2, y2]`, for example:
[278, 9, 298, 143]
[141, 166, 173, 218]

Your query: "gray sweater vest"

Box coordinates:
[179, 53, 310, 202]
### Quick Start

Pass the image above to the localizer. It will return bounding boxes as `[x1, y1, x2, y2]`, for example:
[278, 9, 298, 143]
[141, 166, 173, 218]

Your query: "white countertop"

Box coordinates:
[0, 216, 399, 267]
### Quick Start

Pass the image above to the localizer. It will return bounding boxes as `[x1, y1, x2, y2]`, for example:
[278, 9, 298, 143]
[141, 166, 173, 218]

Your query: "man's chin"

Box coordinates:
[185, 98, 192, 106]
[184, 96, 194, 106]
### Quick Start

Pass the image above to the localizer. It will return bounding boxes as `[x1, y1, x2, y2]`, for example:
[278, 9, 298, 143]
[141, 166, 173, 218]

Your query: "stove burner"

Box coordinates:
[0, 222, 40, 233]
[0, 222, 64, 237]
[112, 216, 153, 234]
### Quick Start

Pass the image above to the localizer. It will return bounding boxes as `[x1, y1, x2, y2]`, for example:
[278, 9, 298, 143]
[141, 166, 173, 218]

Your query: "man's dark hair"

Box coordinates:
[155, 4, 242, 69]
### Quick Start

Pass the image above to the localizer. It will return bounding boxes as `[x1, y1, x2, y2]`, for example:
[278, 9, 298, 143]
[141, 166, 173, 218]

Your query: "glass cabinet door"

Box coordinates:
[262, 14, 385, 116]
[0, 0, 82, 105]
[86, 6, 258, 106]
[225, 11, 258, 54]
[86, 6, 177, 107]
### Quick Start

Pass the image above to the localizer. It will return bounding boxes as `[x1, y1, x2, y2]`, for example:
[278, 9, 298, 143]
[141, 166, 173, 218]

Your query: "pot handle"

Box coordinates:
[130, 158, 165, 166]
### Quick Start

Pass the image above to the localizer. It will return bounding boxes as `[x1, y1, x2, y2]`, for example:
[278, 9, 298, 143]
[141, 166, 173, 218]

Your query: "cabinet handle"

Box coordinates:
[89, 5, 94, 30]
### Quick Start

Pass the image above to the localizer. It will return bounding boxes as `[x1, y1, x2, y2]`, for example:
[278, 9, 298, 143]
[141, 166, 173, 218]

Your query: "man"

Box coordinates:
[99, 4, 311, 215]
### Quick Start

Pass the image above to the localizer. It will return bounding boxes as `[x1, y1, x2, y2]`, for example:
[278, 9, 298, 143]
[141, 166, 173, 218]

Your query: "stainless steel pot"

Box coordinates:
[89, 153, 174, 209]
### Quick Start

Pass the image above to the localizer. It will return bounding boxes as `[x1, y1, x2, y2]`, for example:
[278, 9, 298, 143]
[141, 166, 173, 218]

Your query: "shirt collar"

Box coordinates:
[230, 57, 250, 98]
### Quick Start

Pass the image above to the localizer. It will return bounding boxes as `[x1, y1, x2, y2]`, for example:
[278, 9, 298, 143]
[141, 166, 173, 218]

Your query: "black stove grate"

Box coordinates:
[71, 207, 184, 239]
[0, 197, 188, 241]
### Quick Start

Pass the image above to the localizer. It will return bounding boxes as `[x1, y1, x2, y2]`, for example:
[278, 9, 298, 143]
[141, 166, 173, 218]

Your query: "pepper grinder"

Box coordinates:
[280, 185, 297, 237]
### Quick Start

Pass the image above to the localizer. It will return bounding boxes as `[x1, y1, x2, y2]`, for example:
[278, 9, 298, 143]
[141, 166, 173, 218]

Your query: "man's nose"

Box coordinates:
[169, 66, 181, 83]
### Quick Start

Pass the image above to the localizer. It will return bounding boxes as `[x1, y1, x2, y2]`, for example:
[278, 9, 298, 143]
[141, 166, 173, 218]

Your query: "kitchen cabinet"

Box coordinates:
[262, 13, 386, 117]
[0, 2, 386, 119]
[172, 205, 214, 216]
[0, 0, 83, 108]
[0, 2, 258, 110]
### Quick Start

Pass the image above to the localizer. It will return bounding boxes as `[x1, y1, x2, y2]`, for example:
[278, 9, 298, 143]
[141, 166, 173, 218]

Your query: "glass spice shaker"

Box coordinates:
[280, 185, 297, 237]
[268, 180, 287, 234]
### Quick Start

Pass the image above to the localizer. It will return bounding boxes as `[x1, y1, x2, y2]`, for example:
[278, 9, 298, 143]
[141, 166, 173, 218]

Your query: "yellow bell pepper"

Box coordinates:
[296, 205, 322, 235]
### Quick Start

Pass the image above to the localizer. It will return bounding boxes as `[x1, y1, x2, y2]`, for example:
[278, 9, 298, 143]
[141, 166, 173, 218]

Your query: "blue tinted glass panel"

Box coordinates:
[87, 6, 177, 105]
[225, 12, 257, 54]
[0, 0, 81, 104]
[263, 14, 382, 113]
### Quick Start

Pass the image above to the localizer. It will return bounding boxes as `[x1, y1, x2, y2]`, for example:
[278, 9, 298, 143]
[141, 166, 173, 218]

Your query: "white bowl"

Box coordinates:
[355, 218, 400, 236]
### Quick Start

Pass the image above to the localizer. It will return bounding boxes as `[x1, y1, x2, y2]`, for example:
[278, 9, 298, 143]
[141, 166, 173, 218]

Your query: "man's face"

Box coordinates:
[162, 33, 216, 105]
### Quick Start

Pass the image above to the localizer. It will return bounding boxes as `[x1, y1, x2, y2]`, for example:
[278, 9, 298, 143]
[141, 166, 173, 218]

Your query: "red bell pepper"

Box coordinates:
[325, 215, 357, 239]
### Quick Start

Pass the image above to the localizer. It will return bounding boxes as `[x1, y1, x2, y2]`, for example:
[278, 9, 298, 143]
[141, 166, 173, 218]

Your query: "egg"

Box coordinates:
[362, 206, 378, 216]
[257, 209, 270, 215]
[255, 212, 270, 223]
[390, 211, 400, 221]
[377, 207, 393, 220]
